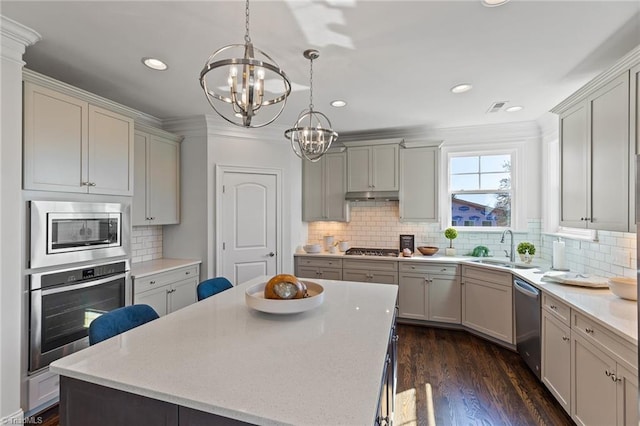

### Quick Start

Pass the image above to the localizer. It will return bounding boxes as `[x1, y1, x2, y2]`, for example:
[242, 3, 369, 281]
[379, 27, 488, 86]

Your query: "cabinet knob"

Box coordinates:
[89, 182, 96, 186]
[562, 336, 569, 341]
[150, 280, 156, 285]
[585, 327, 594, 334]
[550, 305, 557, 310]
[185, 271, 190, 275]
[614, 376, 622, 383]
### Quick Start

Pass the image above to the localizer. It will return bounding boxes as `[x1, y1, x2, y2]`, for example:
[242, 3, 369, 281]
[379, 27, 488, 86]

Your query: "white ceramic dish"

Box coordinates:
[303, 244, 322, 254]
[608, 277, 637, 301]
[245, 281, 325, 314]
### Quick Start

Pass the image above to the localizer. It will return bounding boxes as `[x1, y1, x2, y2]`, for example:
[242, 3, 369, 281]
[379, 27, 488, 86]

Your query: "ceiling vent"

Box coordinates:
[487, 101, 508, 113]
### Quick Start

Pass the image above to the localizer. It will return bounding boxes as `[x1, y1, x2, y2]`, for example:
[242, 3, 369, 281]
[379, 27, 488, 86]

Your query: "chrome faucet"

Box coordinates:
[500, 229, 515, 263]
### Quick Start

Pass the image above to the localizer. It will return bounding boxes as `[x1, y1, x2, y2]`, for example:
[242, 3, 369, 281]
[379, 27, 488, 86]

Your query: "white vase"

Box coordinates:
[445, 248, 456, 256]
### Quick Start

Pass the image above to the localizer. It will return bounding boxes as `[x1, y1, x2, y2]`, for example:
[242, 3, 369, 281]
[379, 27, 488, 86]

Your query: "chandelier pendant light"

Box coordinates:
[199, 0, 291, 128]
[285, 49, 338, 162]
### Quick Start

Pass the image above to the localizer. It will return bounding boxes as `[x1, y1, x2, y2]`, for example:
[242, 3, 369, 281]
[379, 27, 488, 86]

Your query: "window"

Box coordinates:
[449, 154, 512, 228]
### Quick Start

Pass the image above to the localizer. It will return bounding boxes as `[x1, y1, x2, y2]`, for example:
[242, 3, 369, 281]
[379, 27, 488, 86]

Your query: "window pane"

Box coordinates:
[451, 192, 511, 227]
[451, 156, 478, 174]
[480, 155, 510, 173]
[480, 172, 510, 190]
[451, 174, 479, 191]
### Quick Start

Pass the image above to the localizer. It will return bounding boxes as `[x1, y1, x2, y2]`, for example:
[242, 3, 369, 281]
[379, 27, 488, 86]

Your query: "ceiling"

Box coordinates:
[3, 1, 640, 135]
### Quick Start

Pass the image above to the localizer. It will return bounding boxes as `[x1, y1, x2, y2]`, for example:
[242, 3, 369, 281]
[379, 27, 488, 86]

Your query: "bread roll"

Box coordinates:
[265, 274, 308, 299]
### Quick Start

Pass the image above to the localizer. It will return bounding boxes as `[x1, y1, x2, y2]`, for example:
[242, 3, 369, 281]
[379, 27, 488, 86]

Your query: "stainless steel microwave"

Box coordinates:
[30, 200, 130, 268]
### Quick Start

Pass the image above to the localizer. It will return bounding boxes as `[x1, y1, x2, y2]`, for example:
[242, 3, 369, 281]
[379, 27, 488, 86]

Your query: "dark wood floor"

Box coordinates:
[35, 324, 573, 426]
[397, 324, 574, 426]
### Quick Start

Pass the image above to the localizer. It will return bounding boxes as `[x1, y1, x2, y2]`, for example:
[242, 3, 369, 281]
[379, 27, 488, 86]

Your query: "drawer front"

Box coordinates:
[542, 293, 571, 325]
[462, 265, 511, 286]
[343, 269, 398, 285]
[28, 369, 59, 411]
[399, 262, 459, 276]
[298, 266, 343, 280]
[296, 257, 343, 269]
[572, 312, 637, 368]
[343, 259, 398, 272]
[134, 265, 199, 295]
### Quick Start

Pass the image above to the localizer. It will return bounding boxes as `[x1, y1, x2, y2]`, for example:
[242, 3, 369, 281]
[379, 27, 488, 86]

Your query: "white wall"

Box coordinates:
[0, 16, 40, 422]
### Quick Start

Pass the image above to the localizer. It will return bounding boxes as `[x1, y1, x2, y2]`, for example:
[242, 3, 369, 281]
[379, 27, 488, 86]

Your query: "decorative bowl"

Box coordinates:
[245, 281, 324, 314]
[607, 277, 637, 301]
[417, 246, 439, 256]
[303, 244, 322, 254]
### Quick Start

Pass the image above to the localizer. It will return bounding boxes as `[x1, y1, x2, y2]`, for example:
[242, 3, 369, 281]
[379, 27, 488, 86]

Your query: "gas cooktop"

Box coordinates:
[344, 247, 400, 257]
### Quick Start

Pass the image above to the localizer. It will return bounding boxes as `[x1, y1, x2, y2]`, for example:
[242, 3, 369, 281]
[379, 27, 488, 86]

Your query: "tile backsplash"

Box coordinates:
[306, 201, 636, 278]
[131, 225, 163, 263]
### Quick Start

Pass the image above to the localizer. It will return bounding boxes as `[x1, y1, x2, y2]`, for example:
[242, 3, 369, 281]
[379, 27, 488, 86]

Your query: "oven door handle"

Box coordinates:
[41, 273, 126, 296]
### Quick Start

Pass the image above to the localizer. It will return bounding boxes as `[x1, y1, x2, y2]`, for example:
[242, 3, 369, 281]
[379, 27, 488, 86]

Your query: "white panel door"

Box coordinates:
[221, 172, 277, 284]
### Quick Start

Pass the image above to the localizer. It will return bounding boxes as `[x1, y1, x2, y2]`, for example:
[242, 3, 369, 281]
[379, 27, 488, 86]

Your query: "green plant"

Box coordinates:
[444, 227, 458, 248]
[517, 241, 536, 255]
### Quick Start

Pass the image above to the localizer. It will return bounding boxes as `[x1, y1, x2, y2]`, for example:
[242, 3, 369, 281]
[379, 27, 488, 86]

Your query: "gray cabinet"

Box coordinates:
[133, 127, 181, 226]
[23, 81, 134, 195]
[347, 144, 399, 192]
[342, 259, 398, 285]
[133, 264, 200, 317]
[295, 257, 342, 280]
[399, 146, 439, 222]
[461, 265, 513, 344]
[542, 306, 571, 413]
[559, 71, 630, 231]
[302, 151, 349, 222]
[398, 262, 460, 323]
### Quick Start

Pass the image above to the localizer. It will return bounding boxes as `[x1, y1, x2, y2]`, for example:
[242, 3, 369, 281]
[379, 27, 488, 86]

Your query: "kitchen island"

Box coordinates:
[50, 276, 398, 425]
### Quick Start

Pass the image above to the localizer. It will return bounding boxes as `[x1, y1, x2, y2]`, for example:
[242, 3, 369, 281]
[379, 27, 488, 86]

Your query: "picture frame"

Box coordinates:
[399, 234, 415, 253]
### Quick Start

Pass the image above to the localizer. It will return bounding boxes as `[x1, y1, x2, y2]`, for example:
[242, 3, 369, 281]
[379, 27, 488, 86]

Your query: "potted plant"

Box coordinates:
[517, 241, 536, 263]
[444, 227, 458, 256]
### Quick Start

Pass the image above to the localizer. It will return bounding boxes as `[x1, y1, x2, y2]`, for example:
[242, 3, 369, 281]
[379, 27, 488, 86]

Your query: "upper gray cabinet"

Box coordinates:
[553, 46, 640, 233]
[133, 126, 181, 226]
[345, 142, 399, 192]
[302, 151, 349, 222]
[399, 145, 440, 222]
[23, 81, 134, 196]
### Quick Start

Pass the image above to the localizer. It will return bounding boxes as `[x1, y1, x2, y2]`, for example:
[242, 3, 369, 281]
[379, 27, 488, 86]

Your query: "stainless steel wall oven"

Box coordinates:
[30, 200, 129, 269]
[29, 260, 129, 373]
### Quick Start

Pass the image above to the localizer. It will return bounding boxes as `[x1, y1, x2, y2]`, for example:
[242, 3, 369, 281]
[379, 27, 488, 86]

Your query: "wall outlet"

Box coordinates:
[611, 248, 632, 269]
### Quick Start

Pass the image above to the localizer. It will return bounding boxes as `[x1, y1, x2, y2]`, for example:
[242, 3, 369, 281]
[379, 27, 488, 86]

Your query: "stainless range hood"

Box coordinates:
[345, 191, 399, 201]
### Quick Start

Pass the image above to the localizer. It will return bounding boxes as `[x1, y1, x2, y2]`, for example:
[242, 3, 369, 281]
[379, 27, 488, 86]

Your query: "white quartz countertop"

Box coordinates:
[296, 252, 637, 345]
[130, 258, 201, 278]
[50, 276, 398, 426]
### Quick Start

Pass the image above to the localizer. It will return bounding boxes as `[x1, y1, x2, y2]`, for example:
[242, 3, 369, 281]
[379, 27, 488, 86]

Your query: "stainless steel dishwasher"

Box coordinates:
[514, 278, 541, 380]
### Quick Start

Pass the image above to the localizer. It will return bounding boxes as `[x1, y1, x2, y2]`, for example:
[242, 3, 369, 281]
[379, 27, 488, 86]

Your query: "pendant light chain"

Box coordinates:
[244, 0, 251, 44]
[308, 56, 314, 111]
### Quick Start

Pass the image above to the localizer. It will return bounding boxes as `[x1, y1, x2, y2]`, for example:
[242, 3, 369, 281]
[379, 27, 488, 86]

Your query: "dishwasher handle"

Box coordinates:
[514, 278, 539, 299]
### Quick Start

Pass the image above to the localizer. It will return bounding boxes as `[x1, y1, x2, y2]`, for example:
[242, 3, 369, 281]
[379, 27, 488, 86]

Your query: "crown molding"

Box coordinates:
[1, 15, 41, 63]
[22, 68, 162, 128]
[341, 138, 403, 148]
[135, 122, 183, 142]
[401, 139, 443, 149]
[551, 44, 640, 114]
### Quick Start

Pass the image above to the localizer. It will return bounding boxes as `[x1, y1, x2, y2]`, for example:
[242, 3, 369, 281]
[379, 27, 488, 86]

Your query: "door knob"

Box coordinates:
[268, 252, 275, 257]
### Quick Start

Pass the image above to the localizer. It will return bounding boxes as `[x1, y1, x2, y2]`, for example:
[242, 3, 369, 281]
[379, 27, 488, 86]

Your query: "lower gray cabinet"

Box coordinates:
[295, 257, 343, 280]
[342, 259, 398, 285]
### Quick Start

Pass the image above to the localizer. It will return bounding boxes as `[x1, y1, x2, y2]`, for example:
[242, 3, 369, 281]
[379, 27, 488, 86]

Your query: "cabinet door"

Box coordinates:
[630, 64, 640, 234]
[541, 311, 571, 414]
[571, 335, 617, 426]
[343, 270, 371, 283]
[324, 152, 348, 221]
[318, 268, 342, 281]
[428, 275, 460, 324]
[398, 274, 428, 320]
[347, 147, 372, 191]
[135, 285, 168, 317]
[297, 266, 319, 280]
[589, 72, 630, 231]
[169, 278, 197, 314]
[462, 277, 513, 344]
[132, 132, 149, 226]
[371, 144, 399, 191]
[400, 147, 438, 222]
[302, 157, 324, 221]
[369, 271, 398, 285]
[559, 101, 588, 228]
[23, 82, 88, 192]
[148, 135, 180, 224]
[87, 105, 134, 195]
[616, 363, 638, 426]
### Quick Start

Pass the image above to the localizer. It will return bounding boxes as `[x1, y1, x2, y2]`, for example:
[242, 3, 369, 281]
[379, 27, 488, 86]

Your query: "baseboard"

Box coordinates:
[1, 408, 24, 425]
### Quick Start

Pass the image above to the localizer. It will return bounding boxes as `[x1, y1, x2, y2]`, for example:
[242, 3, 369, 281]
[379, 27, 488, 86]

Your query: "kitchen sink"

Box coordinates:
[470, 258, 538, 269]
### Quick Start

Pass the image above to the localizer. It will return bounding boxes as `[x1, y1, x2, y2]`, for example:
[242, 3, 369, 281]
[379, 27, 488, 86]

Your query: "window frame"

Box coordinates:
[440, 143, 525, 232]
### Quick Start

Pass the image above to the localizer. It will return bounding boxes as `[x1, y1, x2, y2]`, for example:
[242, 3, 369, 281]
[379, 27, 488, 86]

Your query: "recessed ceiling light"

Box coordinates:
[481, 0, 510, 7]
[142, 57, 168, 71]
[505, 105, 524, 112]
[331, 100, 347, 107]
[450, 83, 473, 94]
